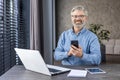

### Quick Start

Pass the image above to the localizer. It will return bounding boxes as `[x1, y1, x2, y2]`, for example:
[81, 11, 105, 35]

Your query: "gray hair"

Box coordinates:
[71, 5, 88, 16]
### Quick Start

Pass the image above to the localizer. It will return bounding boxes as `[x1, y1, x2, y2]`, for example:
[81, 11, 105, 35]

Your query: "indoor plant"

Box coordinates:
[89, 24, 110, 43]
[89, 24, 110, 62]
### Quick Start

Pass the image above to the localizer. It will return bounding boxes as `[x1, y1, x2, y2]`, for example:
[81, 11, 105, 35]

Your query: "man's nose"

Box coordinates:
[76, 16, 82, 19]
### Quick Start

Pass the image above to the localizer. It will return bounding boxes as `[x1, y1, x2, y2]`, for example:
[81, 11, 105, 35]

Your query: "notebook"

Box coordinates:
[14, 48, 70, 76]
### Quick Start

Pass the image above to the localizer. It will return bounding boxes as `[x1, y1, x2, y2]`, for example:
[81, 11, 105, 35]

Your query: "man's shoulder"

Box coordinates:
[59, 29, 72, 39]
[61, 28, 72, 35]
[85, 29, 96, 35]
[84, 29, 98, 38]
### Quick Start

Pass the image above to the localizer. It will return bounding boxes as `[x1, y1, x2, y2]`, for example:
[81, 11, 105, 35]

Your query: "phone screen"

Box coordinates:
[87, 68, 103, 72]
[71, 40, 78, 48]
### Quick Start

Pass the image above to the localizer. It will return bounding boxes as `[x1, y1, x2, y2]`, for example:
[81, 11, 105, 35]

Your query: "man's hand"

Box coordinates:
[68, 45, 83, 58]
[68, 46, 74, 56]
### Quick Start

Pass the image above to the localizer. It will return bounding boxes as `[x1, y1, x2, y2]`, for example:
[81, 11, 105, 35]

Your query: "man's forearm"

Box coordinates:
[54, 51, 69, 61]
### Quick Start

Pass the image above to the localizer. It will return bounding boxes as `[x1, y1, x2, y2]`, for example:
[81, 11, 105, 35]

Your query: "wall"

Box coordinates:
[56, 0, 120, 40]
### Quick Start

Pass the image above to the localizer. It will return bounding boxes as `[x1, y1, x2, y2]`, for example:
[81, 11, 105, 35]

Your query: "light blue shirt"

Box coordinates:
[54, 27, 101, 66]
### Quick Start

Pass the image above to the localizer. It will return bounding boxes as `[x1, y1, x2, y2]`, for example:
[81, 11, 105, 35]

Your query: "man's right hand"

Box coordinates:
[68, 46, 73, 56]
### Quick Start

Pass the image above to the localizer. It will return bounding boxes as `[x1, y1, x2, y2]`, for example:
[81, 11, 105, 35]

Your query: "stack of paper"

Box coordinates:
[67, 69, 87, 77]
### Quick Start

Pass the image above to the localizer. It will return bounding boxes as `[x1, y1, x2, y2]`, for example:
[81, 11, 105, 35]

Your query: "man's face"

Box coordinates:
[71, 10, 87, 28]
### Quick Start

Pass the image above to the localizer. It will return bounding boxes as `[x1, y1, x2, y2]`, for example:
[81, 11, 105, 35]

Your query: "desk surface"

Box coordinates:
[0, 64, 120, 80]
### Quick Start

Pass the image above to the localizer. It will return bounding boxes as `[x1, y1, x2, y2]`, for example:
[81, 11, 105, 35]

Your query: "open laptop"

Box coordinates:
[14, 48, 70, 76]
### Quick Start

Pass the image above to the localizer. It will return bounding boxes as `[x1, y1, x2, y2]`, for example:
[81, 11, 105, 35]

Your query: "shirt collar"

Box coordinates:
[70, 27, 86, 35]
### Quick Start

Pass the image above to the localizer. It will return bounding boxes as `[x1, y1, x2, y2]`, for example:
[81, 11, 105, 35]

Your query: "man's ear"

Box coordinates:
[84, 16, 88, 22]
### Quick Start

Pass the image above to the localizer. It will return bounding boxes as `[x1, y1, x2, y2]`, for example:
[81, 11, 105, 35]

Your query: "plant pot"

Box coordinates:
[100, 44, 106, 63]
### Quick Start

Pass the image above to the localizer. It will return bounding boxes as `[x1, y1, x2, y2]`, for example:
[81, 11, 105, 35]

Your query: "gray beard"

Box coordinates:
[73, 22, 86, 29]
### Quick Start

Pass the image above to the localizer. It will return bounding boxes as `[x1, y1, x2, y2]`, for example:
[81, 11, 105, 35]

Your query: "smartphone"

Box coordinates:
[71, 40, 78, 48]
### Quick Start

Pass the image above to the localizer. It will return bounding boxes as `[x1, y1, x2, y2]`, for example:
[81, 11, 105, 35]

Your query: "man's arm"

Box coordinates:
[81, 38, 101, 65]
[54, 32, 69, 61]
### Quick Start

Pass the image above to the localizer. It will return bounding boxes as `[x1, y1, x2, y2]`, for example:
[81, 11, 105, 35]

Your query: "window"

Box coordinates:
[0, 0, 27, 76]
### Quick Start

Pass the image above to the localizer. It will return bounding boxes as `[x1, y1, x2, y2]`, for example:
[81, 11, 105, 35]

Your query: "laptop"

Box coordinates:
[14, 48, 70, 76]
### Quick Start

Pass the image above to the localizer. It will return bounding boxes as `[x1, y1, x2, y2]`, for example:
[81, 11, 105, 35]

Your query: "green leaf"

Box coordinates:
[89, 24, 110, 44]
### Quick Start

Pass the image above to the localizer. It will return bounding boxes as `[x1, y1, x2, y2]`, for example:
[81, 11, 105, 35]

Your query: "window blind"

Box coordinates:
[0, 0, 4, 75]
[0, 0, 27, 76]
[0, 0, 18, 76]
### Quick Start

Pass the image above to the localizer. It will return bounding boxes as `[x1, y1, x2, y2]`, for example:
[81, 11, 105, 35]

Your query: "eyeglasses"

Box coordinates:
[71, 15, 86, 18]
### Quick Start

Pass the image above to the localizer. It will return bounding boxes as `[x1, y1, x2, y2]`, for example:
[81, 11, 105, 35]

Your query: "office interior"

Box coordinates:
[0, 0, 120, 76]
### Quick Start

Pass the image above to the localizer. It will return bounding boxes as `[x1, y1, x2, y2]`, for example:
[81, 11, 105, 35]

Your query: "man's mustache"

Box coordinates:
[75, 20, 82, 23]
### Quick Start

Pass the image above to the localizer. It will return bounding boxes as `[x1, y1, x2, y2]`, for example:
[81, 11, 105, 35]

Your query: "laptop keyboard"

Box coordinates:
[48, 68, 61, 73]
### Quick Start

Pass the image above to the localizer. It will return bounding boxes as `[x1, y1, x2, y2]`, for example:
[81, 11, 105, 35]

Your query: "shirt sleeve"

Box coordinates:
[81, 37, 101, 65]
[54, 32, 69, 61]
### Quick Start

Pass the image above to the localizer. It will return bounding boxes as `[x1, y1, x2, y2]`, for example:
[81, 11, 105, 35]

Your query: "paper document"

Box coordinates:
[67, 69, 87, 77]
